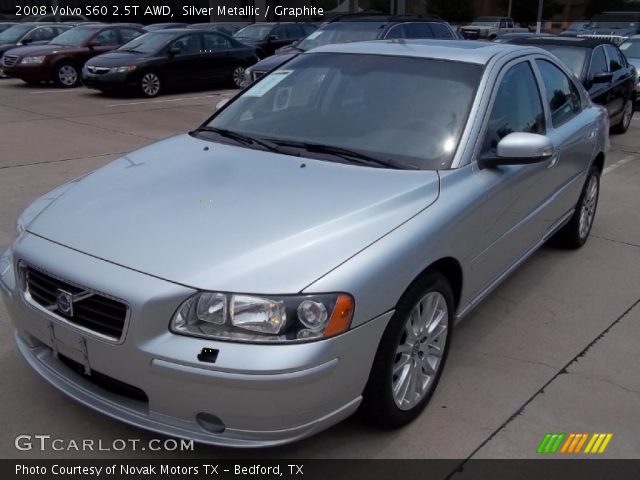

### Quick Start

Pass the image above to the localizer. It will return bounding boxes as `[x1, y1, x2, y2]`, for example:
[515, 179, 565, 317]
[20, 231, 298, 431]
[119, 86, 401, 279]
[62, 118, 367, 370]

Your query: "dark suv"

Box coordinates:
[233, 22, 317, 58]
[514, 37, 636, 133]
[2, 23, 144, 87]
[243, 15, 458, 86]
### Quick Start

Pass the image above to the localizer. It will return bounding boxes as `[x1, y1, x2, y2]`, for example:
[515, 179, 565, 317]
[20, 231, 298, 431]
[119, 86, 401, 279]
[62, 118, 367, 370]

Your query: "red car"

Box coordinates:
[2, 23, 144, 87]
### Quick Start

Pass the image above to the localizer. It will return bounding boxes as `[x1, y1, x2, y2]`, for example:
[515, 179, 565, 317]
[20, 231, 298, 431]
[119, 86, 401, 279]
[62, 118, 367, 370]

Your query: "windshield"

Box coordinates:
[204, 53, 482, 170]
[118, 32, 171, 53]
[538, 45, 587, 77]
[297, 23, 383, 50]
[472, 17, 500, 26]
[50, 27, 96, 47]
[0, 24, 32, 43]
[234, 24, 272, 40]
[620, 39, 640, 57]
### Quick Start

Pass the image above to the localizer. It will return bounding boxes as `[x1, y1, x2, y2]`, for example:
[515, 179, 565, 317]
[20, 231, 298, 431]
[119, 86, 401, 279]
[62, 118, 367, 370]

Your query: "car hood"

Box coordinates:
[86, 51, 147, 67]
[252, 51, 297, 72]
[27, 134, 440, 293]
[0, 42, 18, 54]
[5, 43, 78, 57]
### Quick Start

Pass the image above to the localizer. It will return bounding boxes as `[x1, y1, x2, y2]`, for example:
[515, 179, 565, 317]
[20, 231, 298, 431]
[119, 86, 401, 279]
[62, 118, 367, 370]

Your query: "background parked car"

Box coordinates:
[492, 32, 555, 43]
[559, 20, 588, 37]
[19, 13, 89, 23]
[0, 22, 71, 55]
[143, 23, 190, 32]
[514, 37, 636, 133]
[233, 22, 317, 58]
[244, 15, 458, 85]
[187, 22, 248, 36]
[0, 21, 17, 33]
[460, 16, 528, 40]
[83, 29, 259, 96]
[577, 11, 640, 44]
[1, 23, 144, 87]
[619, 35, 640, 97]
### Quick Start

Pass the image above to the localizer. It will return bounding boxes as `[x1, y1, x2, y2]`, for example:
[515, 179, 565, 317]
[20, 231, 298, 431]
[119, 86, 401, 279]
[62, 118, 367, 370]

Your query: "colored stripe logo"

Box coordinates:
[537, 433, 613, 454]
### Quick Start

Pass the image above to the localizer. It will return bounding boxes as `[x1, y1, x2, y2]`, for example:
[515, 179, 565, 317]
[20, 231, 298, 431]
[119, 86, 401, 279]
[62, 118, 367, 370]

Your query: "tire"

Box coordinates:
[231, 64, 246, 89]
[361, 271, 453, 429]
[611, 97, 634, 134]
[138, 71, 162, 98]
[551, 165, 600, 249]
[53, 62, 80, 88]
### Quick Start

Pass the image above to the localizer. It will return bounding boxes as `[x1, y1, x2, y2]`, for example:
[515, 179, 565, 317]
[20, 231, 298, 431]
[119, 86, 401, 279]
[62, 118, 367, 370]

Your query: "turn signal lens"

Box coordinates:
[324, 294, 354, 337]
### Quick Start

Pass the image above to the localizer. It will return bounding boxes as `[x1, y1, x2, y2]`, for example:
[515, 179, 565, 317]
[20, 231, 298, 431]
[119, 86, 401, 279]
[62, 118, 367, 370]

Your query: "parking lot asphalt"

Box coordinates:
[0, 79, 639, 461]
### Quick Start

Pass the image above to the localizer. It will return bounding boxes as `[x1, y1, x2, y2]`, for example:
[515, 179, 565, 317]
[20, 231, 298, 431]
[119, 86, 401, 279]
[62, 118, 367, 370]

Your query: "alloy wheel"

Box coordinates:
[58, 65, 78, 87]
[622, 99, 633, 131]
[392, 291, 448, 411]
[232, 66, 246, 88]
[579, 174, 598, 240]
[141, 72, 160, 97]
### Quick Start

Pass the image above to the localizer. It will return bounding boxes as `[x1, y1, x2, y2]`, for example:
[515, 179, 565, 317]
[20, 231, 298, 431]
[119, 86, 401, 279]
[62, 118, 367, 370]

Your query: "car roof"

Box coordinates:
[329, 14, 445, 23]
[310, 39, 537, 65]
[512, 36, 617, 48]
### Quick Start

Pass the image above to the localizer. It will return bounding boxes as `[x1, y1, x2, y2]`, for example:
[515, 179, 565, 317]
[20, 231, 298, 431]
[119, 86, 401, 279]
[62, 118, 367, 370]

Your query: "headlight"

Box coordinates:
[110, 65, 137, 73]
[20, 56, 45, 64]
[171, 292, 354, 343]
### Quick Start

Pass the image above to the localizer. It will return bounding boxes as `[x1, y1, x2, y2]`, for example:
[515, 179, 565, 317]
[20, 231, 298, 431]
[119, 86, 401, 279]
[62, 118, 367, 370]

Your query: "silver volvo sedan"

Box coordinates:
[0, 40, 608, 447]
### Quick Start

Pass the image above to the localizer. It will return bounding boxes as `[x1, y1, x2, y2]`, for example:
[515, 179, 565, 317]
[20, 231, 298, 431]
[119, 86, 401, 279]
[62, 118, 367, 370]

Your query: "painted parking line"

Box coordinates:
[104, 94, 229, 108]
[29, 89, 79, 95]
[603, 154, 638, 175]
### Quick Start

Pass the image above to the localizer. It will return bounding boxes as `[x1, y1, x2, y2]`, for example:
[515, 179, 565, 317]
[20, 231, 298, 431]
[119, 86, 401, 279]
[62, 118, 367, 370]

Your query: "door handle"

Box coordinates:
[585, 128, 597, 141]
[547, 151, 560, 169]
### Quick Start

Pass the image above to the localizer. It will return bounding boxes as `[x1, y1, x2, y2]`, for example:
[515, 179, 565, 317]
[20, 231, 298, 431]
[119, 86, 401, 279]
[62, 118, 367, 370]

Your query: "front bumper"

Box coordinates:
[1, 235, 390, 447]
[82, 69, 137, 91]
[2, 63, 54, 82]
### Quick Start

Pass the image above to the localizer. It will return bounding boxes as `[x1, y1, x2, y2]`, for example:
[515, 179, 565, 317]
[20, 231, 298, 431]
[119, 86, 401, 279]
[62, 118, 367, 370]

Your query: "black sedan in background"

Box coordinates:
[143, 23, 190, 31]
[82, 29, 259, 96]
[233, 22, 316, 58]
[0, 22, 71, 57]
[188, 23, 247, 36]
[514, 37, 636, 133]
[0, 22, 18, 34]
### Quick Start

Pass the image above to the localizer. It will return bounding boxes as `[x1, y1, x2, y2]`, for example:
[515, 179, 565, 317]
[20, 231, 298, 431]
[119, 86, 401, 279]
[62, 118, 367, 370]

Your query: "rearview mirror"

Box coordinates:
[479, 132, 554, 169]
[216, 98, 229, 110]
[168, 45, 181, 55]
[591, 71, 613, 84]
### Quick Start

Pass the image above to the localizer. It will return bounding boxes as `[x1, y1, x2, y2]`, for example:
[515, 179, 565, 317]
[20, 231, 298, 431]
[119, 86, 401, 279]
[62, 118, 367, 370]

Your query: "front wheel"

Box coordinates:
[139, 71, 162, 98]
[361, 272, 453, 429]
[54, 63, 80, 88]
[551, 165, 600, 249]
[612, 97, 634, 134]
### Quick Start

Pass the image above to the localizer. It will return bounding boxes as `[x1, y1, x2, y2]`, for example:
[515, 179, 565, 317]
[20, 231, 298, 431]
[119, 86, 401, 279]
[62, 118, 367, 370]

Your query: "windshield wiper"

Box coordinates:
[269, 140, 418, 170]
[191, 126, 295, 156]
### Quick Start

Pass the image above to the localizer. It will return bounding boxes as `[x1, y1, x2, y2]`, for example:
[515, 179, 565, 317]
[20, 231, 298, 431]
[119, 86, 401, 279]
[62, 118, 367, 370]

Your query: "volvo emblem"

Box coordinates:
[56, 289, 74, 316]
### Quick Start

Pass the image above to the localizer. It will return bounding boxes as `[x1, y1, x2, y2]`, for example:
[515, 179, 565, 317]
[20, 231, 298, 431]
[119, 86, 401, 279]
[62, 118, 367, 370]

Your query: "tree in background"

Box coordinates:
[428, 0, 475, 23]
[585, 0, 640, 17]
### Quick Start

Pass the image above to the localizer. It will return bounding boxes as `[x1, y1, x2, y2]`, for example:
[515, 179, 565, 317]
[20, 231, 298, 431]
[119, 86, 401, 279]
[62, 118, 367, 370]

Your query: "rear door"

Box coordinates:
[586, 45, 612, 115]
[162, 32, 204, 87]
[201, 32, 235, 82]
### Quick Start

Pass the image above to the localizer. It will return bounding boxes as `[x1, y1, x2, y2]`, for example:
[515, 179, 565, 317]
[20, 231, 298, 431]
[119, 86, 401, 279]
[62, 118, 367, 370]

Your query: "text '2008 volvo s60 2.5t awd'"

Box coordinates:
[0, 40, 608, 447]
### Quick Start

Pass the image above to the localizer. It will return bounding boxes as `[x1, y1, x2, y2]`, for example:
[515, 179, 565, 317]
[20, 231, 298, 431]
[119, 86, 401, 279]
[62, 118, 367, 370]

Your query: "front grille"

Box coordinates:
[59, 354, 148, 403]
[23, 265, 128, 340]
[2, 55, 18, 67]
[86, 66, 110, 75]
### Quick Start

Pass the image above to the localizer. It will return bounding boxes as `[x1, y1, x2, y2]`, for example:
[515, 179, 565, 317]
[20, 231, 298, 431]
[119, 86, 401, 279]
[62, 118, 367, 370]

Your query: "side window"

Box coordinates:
[429, 23, 455, 39]
[170, 34, 202, 55]
[589, 46, 608, 77]
[26, 27, 57, 41]
[120, 28, 142, 44]
[404, 23, 435, 39]
[271, 26, 287, 39]
[285, 24, 302, 38]
[92, 29, 119, 46]
[499, 19, 507, 28]
[203, 33, 231, 50]
[483, 62, 545, 154]
[605, 44, 625, 71]
[536, 59, 582, 127]
[384, 24, 407, 39]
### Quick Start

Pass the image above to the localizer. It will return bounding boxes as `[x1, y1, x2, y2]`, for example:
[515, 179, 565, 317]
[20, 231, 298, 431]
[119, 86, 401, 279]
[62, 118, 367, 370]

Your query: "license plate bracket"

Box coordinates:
[48, 322, 91, 375]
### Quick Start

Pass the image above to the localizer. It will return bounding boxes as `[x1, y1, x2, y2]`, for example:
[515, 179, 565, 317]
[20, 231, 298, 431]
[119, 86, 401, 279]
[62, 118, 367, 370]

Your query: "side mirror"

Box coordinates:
[479, 132, 554, 169]
[168, 45, 181, 55]
[21, 38, 34, 45]
[267, 35, 279, 42]
[592, 71, 613, 84]
[216, 98, 229, 110]
[87, 41, 100, 49]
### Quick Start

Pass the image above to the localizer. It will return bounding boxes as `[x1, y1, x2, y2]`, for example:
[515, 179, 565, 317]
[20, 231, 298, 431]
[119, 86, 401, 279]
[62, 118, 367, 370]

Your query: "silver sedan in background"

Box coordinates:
[0, 40, 608, 447]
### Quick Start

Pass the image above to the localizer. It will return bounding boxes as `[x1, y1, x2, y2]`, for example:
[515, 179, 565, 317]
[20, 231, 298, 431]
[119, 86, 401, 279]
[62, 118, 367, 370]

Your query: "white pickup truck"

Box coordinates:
[460, 16, 529, 40]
